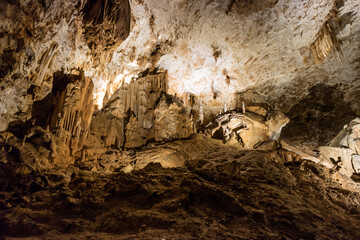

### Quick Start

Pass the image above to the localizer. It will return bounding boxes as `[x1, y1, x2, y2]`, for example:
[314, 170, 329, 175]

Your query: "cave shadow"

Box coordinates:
[281, 83, 358, 147]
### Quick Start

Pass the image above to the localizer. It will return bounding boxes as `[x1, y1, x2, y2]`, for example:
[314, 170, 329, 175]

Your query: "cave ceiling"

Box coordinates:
[0, 0, 359, 131]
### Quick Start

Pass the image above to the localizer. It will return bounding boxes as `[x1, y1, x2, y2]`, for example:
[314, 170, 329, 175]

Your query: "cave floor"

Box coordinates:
[1, 136, 360, 239]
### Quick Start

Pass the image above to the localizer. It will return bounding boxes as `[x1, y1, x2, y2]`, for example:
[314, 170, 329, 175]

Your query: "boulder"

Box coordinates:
[318, 118, 360, 177]
[206, 108, 289, 149]
[329, 118, 360, 154]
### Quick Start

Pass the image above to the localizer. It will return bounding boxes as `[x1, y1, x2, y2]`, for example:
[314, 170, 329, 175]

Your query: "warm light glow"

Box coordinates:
[92, 77, 108, 109]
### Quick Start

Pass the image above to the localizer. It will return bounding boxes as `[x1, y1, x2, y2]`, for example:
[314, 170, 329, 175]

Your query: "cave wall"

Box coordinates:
[282, 83, 358, 147]
[0, 0, 130, 131]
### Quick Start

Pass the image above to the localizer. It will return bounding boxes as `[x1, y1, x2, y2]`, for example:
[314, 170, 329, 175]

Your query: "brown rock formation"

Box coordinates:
[50, 73, 95, 154]
[31, 71, 95, 155]
[82, 0, 131, 65]
[1, 1, 360, 239]
[89, 70, 194, 149]
[0, 0, 131, 131]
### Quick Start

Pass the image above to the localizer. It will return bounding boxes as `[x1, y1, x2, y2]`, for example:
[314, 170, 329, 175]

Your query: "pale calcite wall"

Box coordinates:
[105, 0, 360, 117]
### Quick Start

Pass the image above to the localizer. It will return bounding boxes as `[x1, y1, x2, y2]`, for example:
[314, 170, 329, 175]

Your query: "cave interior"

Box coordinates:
[1, 0, 360, 239]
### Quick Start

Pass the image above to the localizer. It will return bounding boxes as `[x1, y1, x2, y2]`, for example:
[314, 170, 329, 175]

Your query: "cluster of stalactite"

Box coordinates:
[50, 74, 95, 154]
[82, 0, 131, 66]
[89, 70, 195, 150]
[310, 0, 344, 63]
[29, 70, 94, 155]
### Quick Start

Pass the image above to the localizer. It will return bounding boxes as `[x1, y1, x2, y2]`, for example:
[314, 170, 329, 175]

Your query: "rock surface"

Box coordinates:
[206, 107, 289, 149]
[107, 0, 360, 118]
[282, 83, 358, 148]
[0, 0, 131, 131]
[317, 118, 360, 178]
[1, 1, 360, 239]
[1, 135, 360, 239]
[1, 0, 360, 132]
[89, 70, 195, 149]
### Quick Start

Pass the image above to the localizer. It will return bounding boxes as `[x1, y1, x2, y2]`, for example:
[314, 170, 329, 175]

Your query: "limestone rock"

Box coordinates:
[206, 108, 289, 149]
[282, 84, 358, 147]
[30, 72, 96, 155]
[124, 114, 147, 148]
[352, 155, 360, 174]
[254, 140, 280, 151]
[154, 95, 195, 142]
[245, 106, 268, 117]
[108, 0, 360, 120]
[82, 0, 131, 61]
[89, 111, 125, 149]
[318, 146, 354, 176]
[0, 0, 131, 131]
[329, 118, 360, 153]
[89, 70, 193, 149]
[0, 126, 74, 191]
[318, 118, 360, 177]
[122, 147, 186, 173]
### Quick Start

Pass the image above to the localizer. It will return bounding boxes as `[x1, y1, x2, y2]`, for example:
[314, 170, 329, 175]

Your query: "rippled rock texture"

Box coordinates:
[1, 135, 360, 239]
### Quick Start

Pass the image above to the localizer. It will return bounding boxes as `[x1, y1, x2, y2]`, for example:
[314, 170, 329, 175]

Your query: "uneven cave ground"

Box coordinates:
[1, 133, 360, 240]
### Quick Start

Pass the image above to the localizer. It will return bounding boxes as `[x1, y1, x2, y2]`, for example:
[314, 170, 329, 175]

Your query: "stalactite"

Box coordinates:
[90, 70, 170, 148]
[33, 43, 59, 86]
[310, 0, 344, 64]
[48, 73, 95, 155]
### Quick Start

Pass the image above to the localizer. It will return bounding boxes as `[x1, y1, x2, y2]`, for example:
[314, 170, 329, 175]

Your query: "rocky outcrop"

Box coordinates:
[329, 118, 360, 153]
[206, 107, 289, 149]
[28, 71, 95, 155]
[0, 126, 74, 188]
[153, 95, 195, 142]
[282, 83, 358, 147]
[89, 70, 195, 149]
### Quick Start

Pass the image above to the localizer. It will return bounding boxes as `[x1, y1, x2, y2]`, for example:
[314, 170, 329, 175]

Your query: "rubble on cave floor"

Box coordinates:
[1, 130, 360, 239]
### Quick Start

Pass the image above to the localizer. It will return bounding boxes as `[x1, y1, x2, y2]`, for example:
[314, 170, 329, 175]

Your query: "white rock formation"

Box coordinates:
[319, 118, 360, 176]
[207, 107, 289, 149]
[106, 0, 360, 116]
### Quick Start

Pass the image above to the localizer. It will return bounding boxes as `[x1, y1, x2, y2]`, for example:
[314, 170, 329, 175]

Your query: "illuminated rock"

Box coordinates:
[318, 118, 360, 177]
[207, 108, 289, 149]
[154, 95, 195, 142]
[89, 70, 194, 149]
